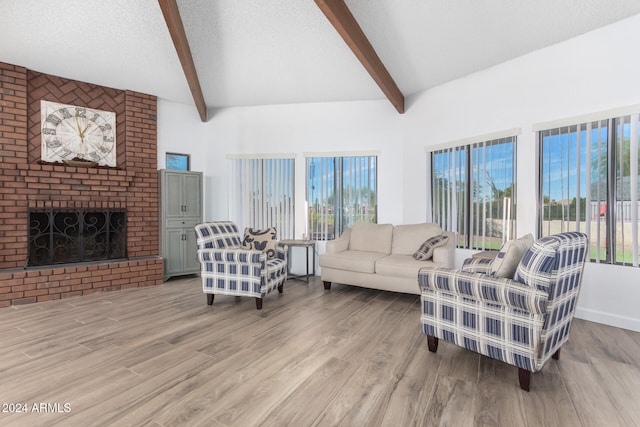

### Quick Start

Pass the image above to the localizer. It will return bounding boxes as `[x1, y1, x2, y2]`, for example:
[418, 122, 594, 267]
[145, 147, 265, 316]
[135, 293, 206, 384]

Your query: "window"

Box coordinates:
[431, 136, 517, 250]
[538, 113, 639, 266]
[229, 157, 295, 239]
[306, 155, 377, 240]
[166, 152, 190, 171]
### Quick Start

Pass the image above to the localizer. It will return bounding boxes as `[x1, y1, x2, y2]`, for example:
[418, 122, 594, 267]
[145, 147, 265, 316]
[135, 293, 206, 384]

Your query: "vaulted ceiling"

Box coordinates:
[2, 0, 640, 120]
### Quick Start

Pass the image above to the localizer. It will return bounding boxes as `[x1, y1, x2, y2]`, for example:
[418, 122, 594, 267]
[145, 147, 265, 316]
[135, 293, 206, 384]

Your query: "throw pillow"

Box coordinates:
[490, 233, 535, 278]
[514, 236, 560, 291]
[413, 234, 449, 261]
[242, 227, 277, 259]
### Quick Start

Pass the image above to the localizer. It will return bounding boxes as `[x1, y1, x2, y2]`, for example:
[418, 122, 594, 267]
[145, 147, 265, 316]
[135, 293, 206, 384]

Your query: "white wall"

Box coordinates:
[157, 99, 207, 171]
[204, 100, 403, 227]
[156, 99, 210, 211]
[156, 14, 640, 331]
[199, 100, 403, 275]
[403, 14, 640, 331]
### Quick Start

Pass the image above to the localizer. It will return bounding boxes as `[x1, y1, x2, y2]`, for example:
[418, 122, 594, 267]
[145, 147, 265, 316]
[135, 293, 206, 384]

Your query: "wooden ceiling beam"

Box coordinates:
[315, 0, 405, 114]
[158, 0, 207, 121]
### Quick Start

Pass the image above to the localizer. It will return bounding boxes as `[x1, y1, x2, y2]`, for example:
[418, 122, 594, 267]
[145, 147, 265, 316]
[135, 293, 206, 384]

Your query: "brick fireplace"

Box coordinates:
[0, 62, 163, 307]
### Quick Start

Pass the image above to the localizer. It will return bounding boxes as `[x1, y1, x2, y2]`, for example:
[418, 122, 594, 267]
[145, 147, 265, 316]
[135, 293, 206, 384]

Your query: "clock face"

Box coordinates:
[41, 100, 116, 167]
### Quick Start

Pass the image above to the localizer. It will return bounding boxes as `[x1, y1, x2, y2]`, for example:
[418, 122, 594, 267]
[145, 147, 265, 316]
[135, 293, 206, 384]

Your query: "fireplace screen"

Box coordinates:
[27, 209, 127, 267]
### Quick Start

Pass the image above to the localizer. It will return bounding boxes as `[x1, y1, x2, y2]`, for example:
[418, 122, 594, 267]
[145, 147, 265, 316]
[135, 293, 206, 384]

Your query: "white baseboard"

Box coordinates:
[575, 307, 640, 332]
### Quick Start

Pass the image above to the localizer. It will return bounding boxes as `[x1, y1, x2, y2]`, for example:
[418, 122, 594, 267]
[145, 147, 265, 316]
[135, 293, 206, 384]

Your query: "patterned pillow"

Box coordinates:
[514, 236, 560, 292]
[413, 234, 449, 261]
[490, 233, 535, 278]
[242, 227, 277, 259]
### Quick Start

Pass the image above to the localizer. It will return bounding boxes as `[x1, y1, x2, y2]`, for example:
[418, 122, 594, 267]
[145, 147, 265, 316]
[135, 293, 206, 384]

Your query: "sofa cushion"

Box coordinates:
[490, 233, 535, 278]
[320, 250, 388, 274]
[392, 223, 443, 255]
[242, 227, 277, 259]
[413, 234, 449, 261]
[375, 254, 435, 279]
[349, 222, 394, 254]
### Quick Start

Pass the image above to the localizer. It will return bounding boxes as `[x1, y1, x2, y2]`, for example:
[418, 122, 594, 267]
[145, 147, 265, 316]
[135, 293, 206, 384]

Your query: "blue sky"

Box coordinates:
[306, 156, 377, 204]
[432, 139, 516, 200]
[541, 121, 637, 202]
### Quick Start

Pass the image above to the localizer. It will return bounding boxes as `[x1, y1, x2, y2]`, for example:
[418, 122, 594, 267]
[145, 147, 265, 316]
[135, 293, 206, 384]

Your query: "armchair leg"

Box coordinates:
[323, 281, 331, 290]
[206, 294, 214, 306]
[518, 368, 531, 392]
[427, 335, 438, 353]
[552, 349, 561, 360]
[255, 298, 263, 310]
[278, 283, 284, 293]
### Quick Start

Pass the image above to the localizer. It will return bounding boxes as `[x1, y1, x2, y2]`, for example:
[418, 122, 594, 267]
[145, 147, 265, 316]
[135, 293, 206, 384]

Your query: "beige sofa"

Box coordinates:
[319, 222, 455, 295]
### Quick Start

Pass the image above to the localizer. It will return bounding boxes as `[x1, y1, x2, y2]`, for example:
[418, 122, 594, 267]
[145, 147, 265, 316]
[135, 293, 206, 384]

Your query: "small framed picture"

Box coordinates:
[166, 152, 190, 171]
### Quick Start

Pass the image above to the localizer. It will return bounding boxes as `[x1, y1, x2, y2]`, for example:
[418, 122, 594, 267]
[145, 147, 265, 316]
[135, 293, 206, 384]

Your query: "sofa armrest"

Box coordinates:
[326, 228, 351, 253]
[418, 266, 549, 314]
[461, 257, 494, 274]
[432, 231, 456, 267]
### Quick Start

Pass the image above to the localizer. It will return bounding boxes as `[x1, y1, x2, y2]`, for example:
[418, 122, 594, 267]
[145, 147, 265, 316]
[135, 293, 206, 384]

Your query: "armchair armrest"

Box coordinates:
[197, 248, 266, 266]
[275, 243, 288, 262]
[461, 257, 494, 274]
[326, 229, 351, 253]
[418, 267, 549, 315]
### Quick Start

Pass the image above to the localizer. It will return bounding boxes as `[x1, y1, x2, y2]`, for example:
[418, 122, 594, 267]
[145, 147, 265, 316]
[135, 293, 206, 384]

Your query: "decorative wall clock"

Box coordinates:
[40, 100, 116, 167]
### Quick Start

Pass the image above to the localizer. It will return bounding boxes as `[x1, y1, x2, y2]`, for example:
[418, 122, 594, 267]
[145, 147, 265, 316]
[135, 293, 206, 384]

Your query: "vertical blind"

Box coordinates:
[229, 157, 295, 239]
[539, 113, 639, 266]
[431, 136, 517, 250]
[306, 155, 377, 240]
[432, 146, 466, 243]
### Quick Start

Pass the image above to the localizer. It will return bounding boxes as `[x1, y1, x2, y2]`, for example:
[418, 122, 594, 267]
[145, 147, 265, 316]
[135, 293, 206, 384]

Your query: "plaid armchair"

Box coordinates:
[418, 232, 588, 391]
[194, 221, 287, 310]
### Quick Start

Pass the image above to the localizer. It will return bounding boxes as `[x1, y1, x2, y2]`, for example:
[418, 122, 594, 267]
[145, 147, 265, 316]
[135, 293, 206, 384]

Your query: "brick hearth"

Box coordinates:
[0, 62, 163, 307]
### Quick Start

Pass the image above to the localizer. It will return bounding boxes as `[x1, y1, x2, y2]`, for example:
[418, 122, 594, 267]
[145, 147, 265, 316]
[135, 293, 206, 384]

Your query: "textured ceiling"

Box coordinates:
[2, 0, 640, 114]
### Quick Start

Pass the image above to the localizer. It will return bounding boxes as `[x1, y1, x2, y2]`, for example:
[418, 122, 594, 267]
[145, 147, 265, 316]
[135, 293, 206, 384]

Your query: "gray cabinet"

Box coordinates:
[160, 170, 203, 280]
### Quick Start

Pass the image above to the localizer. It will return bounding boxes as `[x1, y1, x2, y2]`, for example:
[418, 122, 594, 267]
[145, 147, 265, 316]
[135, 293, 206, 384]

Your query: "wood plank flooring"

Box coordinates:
[0, 275, 639, 426]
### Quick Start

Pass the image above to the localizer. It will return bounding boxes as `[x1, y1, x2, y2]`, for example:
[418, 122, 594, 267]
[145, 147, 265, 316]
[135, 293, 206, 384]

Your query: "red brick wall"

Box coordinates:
[0, 62, 163, 307]
[0, 259, 163, 306]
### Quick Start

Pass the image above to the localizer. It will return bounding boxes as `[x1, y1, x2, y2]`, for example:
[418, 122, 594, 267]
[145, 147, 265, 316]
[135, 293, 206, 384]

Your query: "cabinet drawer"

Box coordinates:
[166, 218, 200, 229]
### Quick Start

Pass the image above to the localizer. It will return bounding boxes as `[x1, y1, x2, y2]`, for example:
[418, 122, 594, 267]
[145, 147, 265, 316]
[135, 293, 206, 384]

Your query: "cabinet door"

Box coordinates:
[164, 172, 184, 219]
[164, 229, 184, 276]
[184, 230, 200, 273]
[182, 173, 202, 218]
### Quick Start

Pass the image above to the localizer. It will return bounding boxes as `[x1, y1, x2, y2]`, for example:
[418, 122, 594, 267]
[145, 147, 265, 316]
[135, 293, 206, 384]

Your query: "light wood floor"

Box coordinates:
[0, 276, 639, 427]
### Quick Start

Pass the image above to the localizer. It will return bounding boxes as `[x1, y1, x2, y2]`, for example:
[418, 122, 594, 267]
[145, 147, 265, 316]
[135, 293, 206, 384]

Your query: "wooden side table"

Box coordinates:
[279, 239, 316, 283]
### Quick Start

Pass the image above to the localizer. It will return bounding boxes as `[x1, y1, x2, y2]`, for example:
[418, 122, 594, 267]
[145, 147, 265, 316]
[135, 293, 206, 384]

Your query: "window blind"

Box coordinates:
[431, 136, 517, 250]
[306, 155, 377, 240]
[229, 157, 295, 239]
[538, 113, 639, 266]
